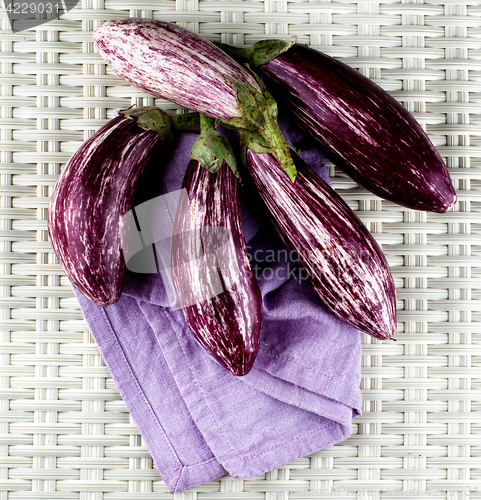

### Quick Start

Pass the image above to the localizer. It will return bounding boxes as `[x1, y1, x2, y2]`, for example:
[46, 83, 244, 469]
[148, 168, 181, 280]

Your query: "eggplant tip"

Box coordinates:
[76, 285, 121, 308]
[221, 354, 257, 377]
[436, 193, 457, 213]
[446, 195, 457, 213]
[228, 366, 253, 377]
[369, 316, 397, 340]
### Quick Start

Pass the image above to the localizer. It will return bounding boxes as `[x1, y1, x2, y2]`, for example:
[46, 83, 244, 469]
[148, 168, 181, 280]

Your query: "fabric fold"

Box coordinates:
[72, 112, 362, 492]
[137, 276, 361, 480]
[75, 290, 227, 491]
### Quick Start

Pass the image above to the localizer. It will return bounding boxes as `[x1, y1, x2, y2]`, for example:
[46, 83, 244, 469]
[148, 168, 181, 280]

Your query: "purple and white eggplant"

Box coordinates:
[93, 18, 297, 181]
[243, 136, 396, 339]
[48, 107, 173, 306]
[171, 117, 262, 375]
[219, 39, 457, 213]
[94, 19, 259, 120]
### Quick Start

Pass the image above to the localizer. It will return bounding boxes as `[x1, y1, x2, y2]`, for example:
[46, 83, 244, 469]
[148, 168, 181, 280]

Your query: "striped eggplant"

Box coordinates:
[94, 18, 260, 120]
[219, 40, 456, 213]
[170, 157, 263, 376]
[245, 144, 396, 339]
[93, 18, 297, 181]
[48, 107, 173, 306]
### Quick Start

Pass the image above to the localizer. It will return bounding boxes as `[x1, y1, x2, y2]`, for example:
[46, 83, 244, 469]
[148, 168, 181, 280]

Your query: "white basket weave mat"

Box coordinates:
[1, 1, 480, 498]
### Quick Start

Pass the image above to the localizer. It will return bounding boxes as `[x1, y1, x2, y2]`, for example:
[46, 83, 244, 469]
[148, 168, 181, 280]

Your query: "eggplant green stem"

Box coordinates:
[172, 112, 200, 131]
[214, 37, 297, 69]
[120, 106, 201, 136]
[213, 38, 299, 181]
[190, 114, 240, 182]
[200, 113, 215, 132]
[262, 118, 297, 182]
[238, 130, 270, 167]
[213, 43, 249, 64]
[220, 75, 297, 182]
[121, 106, 174, 142]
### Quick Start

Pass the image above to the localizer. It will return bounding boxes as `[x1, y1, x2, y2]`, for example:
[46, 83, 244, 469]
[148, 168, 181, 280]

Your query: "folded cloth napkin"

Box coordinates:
[73, 113, 362, 492]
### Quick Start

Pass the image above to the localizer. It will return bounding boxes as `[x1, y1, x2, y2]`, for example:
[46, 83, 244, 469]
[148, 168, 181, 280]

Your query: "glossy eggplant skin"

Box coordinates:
[93, 19, 260, 120]
[48, 115, 167, 306]
[246, 148, 396, 339]
[171, 159, 262, 376]
[257, 44, 456, 213]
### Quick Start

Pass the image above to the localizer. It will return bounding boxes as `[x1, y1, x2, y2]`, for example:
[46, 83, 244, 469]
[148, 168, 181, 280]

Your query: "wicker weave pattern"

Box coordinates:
[1, 0, 480, 498]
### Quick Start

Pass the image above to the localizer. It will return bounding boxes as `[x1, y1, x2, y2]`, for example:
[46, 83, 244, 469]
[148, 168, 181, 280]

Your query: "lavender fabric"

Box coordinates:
[73, 113, 362, 492]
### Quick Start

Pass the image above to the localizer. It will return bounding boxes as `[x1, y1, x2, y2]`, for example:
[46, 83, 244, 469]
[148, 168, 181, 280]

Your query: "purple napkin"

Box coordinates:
[73, 113, 362, 492]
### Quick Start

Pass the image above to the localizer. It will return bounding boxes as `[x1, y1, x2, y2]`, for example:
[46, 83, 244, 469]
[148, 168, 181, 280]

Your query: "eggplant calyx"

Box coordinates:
[190, 114, 240, 182]
[120, 106, 174, 142]
[239, 130, 271, 167]
[245, 37, 298, 68]
[240, 130, 299, 172]
[220, 76, 297, 182]
[241, 130, 271, 153]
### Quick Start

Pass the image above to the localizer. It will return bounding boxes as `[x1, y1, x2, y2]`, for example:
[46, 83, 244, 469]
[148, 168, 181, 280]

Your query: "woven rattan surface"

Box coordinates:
[1, 1, 480, 498]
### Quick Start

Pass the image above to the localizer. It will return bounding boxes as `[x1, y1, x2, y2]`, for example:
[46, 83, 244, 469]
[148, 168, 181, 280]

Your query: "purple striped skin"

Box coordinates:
[48, 116, 166, 306]
[258, 44, 456, 213]
[171, 159, 262, 376]
[246, 149, 396, 340]
[93, 19, 260, 119]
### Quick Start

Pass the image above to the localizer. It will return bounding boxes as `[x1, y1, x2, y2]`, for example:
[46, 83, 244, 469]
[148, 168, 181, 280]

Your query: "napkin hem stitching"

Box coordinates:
[241, 420, 339, 462]
[229, 421, 348, 480]
[100, 307, 184, 476]
[171, 456, 227, 492]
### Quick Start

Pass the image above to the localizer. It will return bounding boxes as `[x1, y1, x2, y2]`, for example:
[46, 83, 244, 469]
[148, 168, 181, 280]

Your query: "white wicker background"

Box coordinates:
[0, 0, 480, 498]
